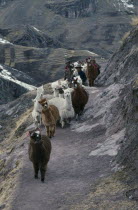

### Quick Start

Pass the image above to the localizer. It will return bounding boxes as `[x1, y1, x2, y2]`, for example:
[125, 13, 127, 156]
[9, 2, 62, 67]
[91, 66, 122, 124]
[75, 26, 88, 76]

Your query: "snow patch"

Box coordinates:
[0, 65, 36, 91]
[0, 38, 12, 44]
[121, 0, 134, 9]
[32, 26, 40, 32]
[85, 50, 98, 57]
[89, 129, 125, 157]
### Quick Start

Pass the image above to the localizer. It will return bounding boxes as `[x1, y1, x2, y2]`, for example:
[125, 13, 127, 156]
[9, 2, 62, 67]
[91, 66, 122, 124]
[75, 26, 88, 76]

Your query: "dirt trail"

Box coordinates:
[11, 87, 135, 210]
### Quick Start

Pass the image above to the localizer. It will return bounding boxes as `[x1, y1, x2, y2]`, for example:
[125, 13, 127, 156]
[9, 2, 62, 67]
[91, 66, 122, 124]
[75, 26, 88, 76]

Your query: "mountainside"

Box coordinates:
[0, 0, 137, 56]
[0, 0, 137, 104]
[97, 25, 138, 181]
[0, 25, 138, 209]
[97, 25, 138, 86]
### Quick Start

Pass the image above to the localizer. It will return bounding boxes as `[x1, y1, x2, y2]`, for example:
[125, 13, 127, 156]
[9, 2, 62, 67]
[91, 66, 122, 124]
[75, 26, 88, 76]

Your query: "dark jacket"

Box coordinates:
[78, 70, 87, 83]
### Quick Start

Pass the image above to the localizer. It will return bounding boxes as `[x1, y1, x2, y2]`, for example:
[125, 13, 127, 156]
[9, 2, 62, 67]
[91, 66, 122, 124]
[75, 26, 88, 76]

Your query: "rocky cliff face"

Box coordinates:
[97, 25, 138, 86]
[97, 25, 138, 183]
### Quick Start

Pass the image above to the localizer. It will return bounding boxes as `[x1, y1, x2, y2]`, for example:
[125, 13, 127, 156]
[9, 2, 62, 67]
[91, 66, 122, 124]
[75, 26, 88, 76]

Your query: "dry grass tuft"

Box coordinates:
[121, 32, 130, 43]
[131, 17, 138, 26]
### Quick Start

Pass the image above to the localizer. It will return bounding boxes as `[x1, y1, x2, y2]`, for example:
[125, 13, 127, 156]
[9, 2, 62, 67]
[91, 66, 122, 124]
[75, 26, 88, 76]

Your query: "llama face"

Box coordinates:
[61, 81, 68, 89]
[39, 99, 49, 109]
[58, 87, 64, 94]
[72, 78, 78, 88]
[64, 90, 71, 98]
[30, 130, 41, 144]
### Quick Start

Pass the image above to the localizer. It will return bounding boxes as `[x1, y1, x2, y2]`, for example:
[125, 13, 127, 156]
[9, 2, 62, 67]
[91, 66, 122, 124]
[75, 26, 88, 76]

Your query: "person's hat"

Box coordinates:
[75, 63, 82, 68]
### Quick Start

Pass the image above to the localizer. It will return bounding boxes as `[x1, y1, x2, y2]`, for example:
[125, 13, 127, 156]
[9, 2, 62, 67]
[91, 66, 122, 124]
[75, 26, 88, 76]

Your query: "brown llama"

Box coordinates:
[28, 129, 51, 182]
[39, 98, 59, 138]
[72, 78, 89, 119]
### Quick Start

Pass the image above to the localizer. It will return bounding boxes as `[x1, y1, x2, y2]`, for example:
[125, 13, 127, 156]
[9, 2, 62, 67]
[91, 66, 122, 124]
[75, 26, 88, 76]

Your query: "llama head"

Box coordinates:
[61, 80, 68, 89]
[39, 98, 49, 110]
[36, 85, 44, 98]
[58, 87, 64, 94]
[29, 129, 42, 144]
[64, 89, 71, 98]
[72, 77, 79, 88]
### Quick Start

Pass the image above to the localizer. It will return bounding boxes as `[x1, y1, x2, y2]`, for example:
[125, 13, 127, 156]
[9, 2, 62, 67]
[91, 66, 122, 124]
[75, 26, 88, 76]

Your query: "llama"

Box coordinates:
[72, 78, 89, 119]
[39, 98, 59, 138]
[51, 81, 60, 97]
[32, 98, 42, 128]
[49, 89, 75, 128]
[32, 85, 44, 128]
[28, 129, 51, 182]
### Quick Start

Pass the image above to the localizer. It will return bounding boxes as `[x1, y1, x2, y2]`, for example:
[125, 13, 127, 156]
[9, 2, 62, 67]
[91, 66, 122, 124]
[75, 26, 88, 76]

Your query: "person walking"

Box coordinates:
[75, 63, 87, 86]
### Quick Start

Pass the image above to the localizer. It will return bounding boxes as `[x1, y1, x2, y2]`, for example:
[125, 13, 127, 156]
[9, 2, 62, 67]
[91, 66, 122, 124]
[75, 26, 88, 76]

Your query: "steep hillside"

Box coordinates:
[97, 25, 138, 86]
[97, 25, 138, 183]
[0, 0, 137, 104]
[0, 0, 137, 57]
[0, 26, 138, 209]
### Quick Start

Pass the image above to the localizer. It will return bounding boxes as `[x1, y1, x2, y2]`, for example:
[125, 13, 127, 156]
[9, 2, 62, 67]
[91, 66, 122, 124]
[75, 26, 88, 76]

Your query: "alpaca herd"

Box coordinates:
[32, 78, 88, 130]
[29, 76, 89, 182]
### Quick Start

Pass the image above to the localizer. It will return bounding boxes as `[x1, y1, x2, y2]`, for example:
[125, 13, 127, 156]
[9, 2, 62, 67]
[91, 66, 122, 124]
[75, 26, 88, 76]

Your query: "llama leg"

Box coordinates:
[61, 120, 65, 128]
[49, 127, 52, 138]
[33, 163, 39, 179]
[40, 164, 47, 182]
[46, 126, 49, 137]
[75, 113, 78, 120]
[48, 126, 52, 138]
[50, 126, 55, 137]
[51, 126, 54, 137]
[53, 125, 56, 136]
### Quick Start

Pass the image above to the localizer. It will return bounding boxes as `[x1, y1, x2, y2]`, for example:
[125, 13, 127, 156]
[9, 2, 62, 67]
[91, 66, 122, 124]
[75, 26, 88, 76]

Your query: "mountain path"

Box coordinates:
[11, 87, 115, 210]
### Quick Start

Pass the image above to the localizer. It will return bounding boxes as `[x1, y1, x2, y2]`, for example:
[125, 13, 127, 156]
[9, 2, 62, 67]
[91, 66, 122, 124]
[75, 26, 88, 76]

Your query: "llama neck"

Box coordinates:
[54, 89, 59, 97]
[42, 108, 51, 116]
[65, 96, 72, 110]
[34, 101, 42, 112]
[59, 93, 64, 98]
